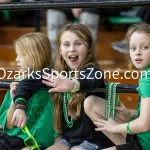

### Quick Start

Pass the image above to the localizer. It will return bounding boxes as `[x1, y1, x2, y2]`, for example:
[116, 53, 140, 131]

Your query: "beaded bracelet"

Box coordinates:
[126, 121, 133, 135]
[70, 79, 80, 92]
[15, 104, 26, 111]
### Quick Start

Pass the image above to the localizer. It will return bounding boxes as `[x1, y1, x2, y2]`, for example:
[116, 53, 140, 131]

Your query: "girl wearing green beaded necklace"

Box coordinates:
[0, 33, 56, 150]
[41, 23, 125, 150]
[93, 22, 150, 150]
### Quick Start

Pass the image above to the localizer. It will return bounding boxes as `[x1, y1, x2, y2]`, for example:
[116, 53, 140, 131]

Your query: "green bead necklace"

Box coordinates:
[104, 82, 120, 120]
[62, 92, 74, 128]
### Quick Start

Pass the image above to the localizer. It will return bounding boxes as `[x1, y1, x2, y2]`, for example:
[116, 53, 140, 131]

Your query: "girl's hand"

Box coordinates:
[42, 69, 75, 93]
[116, 102, 131, 122]
[11, 109, 27, 129]
[94, 118, 118, 133]
[10, 82, 19, 98]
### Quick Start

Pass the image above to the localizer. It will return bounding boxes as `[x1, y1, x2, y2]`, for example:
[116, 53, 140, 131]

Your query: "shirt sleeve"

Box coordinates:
[0, 89, 12, 130]
[138, 71, 150, 97]
[14, 67, 52, 105]
[78, 67, 105, 92]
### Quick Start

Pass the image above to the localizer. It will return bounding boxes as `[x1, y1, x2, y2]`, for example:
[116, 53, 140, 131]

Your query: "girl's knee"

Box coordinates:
[84, 95, 105, 119]
[84, 95, 103, 113]
[84, 95, 96, 113]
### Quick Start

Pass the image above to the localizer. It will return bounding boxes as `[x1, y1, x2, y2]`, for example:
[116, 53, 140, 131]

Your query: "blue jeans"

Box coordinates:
[55, 139, 101, 150]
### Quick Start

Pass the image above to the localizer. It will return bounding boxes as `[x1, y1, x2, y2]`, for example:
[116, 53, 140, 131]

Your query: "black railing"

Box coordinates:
[0, 80, 138, 93]
[0, 0, 150, 10]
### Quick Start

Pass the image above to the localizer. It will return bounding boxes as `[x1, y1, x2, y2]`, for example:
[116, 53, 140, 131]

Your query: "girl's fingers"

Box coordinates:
[94, 119, 106, 123]
[115, 106, 123, 111]
[48, 88, 59, 93]
[10, 82, 19, 88]
[94, 119, 105, 126]
[108, 118, 117, 124]
[42, 80, 54, 87]
[17, 118, 23, 128]
[20, 118, 26, 129]
[95, 128, 105, 131]
[12, 117, 19, 126]
[21, 121, 26, 129]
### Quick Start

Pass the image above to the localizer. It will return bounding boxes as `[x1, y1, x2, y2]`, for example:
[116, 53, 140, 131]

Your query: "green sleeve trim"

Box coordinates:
[15, 98, 27, 104]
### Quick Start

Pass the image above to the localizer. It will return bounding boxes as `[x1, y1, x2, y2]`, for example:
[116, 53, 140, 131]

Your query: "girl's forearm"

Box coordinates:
[6, 103, 15, 129]
[115, 118, 149, 134]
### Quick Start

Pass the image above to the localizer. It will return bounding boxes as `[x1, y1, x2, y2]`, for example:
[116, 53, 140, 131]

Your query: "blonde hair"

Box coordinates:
[14, 32, 52, 72]
[125, 22, 150, 50]
[52, 23, 101, 132]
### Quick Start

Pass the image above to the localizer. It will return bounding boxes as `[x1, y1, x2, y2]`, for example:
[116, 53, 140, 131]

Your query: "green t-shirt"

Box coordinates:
[0, 89, 55, 148]
[136, 66, 150, 150]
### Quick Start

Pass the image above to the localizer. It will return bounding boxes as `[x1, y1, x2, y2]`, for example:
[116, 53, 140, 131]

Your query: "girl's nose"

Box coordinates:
[69, 46, 75, 52]
[15, 56, 19, 63]
[136, 48, 142, 56]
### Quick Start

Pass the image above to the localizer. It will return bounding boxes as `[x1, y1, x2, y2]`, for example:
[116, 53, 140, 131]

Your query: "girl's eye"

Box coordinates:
[142, 46, 148, 50]
[76, 42, 82, 46]
[130, 47, 136, 51]
[63, 43, 69, 47]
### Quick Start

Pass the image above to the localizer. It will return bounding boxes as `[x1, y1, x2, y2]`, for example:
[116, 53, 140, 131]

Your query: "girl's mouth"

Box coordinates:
[69, 56, 78, 63]
[135, 58, 143, 63]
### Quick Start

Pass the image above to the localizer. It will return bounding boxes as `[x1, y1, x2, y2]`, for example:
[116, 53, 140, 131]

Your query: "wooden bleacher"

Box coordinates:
[0, 27, 36, 44]
[0, 45, 16, 61]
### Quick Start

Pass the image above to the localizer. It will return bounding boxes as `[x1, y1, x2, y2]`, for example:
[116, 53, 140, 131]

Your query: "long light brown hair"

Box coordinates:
[14, 32, 52, 72]
[52, 23, 101, 132]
